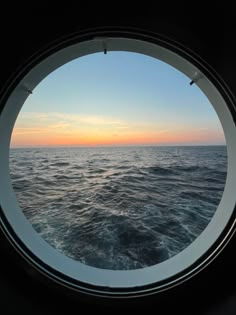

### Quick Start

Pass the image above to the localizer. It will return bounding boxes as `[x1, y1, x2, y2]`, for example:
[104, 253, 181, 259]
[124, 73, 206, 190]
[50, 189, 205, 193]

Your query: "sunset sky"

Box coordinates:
[11, 51, 225, 147]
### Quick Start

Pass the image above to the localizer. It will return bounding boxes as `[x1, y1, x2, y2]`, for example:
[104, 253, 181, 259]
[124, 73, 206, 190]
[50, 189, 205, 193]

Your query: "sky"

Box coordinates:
[11, 51, 225, 147]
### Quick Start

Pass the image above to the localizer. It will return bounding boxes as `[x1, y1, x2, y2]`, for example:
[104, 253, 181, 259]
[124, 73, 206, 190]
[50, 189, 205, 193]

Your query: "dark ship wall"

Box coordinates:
[0, 6, 236, 314]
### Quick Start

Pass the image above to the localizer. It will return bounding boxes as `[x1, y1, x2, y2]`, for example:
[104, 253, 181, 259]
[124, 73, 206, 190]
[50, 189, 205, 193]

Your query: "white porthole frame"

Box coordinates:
[0, 30, 236, 297]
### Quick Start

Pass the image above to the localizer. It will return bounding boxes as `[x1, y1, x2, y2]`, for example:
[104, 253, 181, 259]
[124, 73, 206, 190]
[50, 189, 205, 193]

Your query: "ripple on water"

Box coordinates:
[10, 146, 227, 269]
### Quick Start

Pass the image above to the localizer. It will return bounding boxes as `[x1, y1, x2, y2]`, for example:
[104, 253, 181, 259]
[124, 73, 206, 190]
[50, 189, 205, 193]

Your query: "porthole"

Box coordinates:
[0, 29, 236, 297]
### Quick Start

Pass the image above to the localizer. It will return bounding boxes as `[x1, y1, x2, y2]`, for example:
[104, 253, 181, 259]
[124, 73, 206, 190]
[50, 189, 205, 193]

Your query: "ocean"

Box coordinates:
[9, 146, 227, 270]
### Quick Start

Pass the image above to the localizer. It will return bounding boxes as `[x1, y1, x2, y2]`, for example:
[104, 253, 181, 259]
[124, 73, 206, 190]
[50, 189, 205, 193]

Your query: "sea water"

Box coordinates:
[10, 146, 227, 270]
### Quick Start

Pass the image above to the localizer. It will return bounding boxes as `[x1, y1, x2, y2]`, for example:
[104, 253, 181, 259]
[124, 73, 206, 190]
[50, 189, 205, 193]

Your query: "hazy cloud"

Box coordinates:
[14, 112, 129, 129]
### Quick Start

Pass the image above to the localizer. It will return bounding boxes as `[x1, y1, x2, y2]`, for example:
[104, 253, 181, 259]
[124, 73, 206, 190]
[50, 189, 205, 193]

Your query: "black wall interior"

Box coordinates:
[0, 6, 236, 314]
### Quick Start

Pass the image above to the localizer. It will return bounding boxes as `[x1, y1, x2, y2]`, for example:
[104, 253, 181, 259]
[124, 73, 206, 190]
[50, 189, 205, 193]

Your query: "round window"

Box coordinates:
[0, 31, 236, 297]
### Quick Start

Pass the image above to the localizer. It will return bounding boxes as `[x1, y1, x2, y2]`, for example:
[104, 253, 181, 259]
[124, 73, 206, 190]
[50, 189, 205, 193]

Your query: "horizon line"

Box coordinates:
[10, 143, 227, 149]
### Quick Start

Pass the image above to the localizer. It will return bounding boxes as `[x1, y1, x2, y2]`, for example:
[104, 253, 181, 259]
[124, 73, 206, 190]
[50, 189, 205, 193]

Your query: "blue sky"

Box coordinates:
[11, 51, 225, 147]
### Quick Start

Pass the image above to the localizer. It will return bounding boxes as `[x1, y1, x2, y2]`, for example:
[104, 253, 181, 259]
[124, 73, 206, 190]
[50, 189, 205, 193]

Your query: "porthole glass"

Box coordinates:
[9, 51, 227, 271]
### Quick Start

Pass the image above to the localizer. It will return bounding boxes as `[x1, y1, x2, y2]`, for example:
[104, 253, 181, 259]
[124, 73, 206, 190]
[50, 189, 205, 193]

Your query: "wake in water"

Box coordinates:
[10, 146, 227, 270]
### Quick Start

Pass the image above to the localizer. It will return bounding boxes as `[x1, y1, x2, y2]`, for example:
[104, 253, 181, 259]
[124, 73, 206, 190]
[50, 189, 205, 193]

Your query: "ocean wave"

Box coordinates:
[147, 165, 176, 175]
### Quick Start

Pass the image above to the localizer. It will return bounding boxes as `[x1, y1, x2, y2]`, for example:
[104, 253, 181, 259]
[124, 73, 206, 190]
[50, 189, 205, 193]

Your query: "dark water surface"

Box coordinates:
[10, 146, 227, 270]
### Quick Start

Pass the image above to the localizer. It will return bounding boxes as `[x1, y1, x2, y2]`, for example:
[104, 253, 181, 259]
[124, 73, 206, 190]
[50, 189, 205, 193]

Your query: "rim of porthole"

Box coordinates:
[0, 26, 236, 298]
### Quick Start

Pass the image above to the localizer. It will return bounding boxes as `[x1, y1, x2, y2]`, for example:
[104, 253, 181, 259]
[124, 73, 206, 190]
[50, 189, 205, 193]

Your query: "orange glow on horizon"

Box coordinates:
[10, 112, 225, 147]
[11, 127, 225, 147]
